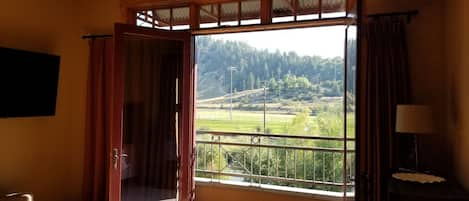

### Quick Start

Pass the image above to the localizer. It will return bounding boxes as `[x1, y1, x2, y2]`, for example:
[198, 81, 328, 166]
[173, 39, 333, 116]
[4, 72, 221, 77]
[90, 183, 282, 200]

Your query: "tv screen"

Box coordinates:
[0, 47, 60, 118]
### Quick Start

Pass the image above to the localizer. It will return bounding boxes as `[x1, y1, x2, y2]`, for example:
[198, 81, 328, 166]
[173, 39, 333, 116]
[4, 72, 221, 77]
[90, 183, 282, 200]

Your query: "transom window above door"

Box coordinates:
[134, 0, 356, 30]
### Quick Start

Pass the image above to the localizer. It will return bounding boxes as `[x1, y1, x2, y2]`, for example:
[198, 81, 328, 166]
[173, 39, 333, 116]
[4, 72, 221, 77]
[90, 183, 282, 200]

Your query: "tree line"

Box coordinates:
[196, 36, 354, 99]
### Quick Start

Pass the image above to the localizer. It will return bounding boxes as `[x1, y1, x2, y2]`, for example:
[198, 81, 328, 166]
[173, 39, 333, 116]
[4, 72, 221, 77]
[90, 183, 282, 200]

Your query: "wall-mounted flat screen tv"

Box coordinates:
[0, 47, 60, 118]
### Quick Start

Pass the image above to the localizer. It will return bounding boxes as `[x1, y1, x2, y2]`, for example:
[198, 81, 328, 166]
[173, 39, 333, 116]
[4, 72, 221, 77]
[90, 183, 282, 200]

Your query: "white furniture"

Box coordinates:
[0, 193, 33, 201]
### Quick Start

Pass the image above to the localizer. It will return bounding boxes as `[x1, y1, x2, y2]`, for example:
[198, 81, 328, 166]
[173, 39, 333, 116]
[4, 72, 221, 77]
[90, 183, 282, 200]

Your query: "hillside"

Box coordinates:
[196, 36, 348, 100]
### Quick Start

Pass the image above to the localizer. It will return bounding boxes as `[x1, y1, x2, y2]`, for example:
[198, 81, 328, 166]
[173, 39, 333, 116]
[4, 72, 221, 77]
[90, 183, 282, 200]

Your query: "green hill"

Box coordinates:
[196, 36, 349, 100]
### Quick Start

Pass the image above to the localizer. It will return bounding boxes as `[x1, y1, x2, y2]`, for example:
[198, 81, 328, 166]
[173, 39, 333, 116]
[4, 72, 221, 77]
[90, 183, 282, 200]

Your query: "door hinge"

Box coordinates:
[177, 156, 181, 169]
[176, 104, 182, 112]
[190, 147, 197, 168]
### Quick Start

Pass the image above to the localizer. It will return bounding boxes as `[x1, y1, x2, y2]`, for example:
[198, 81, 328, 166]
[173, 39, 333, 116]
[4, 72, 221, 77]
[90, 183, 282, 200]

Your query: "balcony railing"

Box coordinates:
[195, 130, 355, 194]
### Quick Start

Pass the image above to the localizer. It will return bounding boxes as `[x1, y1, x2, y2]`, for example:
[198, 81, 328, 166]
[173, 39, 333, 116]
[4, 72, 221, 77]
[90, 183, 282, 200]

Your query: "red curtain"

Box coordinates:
[359, 17, 411, 201]
[83, 38, 114, 201]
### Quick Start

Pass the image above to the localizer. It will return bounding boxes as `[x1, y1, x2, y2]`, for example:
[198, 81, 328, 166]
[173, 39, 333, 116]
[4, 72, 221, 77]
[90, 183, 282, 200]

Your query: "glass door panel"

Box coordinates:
[110, 23, 193, 201]
[121, 37, 183, 201]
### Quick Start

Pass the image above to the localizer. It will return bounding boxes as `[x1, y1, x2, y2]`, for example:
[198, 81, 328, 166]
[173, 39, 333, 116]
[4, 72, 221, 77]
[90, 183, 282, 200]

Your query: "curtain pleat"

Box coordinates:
[83, 38, 114, 201]
[83, 37, 180, 201]
[359, 17, 411, 201]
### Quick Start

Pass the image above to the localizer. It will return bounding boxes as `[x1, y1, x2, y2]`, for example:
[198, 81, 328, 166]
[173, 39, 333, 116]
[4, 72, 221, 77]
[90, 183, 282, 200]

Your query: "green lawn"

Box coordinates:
[196, 109, 301, 133]
[195, 108, 355, 137]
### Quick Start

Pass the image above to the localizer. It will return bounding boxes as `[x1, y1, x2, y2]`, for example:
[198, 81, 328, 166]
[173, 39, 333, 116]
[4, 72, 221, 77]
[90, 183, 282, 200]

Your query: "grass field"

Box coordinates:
[195, 108, 355, 137]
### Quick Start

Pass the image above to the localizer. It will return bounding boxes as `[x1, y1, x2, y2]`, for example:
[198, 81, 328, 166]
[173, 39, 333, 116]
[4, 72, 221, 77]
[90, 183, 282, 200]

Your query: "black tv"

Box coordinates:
[0, 47, 60, 118]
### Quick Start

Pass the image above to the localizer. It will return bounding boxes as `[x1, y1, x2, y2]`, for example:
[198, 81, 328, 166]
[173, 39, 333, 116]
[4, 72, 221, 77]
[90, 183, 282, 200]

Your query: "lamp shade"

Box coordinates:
[396, 105, 434, 134]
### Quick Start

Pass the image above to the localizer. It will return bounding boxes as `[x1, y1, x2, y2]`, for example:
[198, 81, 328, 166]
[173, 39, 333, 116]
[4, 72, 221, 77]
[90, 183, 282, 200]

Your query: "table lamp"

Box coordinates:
[396, 105, 434, 170]
[393, 105, 445, 183]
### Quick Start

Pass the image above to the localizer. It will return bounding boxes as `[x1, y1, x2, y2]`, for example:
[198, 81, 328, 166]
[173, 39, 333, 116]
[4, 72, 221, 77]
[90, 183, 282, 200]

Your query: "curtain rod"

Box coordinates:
[82, 34, 113, 39]
[367, 10, 419, 18]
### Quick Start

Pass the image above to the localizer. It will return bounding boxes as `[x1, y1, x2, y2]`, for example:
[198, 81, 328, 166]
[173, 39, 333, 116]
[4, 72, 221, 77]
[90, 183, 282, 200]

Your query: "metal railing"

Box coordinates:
[195, 130, 355, 193]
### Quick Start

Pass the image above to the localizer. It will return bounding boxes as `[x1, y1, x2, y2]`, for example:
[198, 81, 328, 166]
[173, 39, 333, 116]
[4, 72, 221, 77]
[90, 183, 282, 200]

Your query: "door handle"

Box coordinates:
[113, 148, 129, 170]
[113, 148, 119, 169]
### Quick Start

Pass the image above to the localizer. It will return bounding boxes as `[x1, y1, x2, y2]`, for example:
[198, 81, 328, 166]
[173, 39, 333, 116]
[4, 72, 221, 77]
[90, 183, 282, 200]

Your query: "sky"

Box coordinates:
[209, 25, 346, 58]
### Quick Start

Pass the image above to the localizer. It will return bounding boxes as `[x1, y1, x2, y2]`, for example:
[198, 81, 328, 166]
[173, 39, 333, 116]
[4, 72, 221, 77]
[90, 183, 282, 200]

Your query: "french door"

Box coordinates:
[108, 23, 195, 201]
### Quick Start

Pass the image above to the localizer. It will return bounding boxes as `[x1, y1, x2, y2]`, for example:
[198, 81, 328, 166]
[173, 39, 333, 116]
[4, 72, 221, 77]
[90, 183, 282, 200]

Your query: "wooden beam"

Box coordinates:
[192, 17, 351, 35]
[200, 6, 218, 21]
[122, 0, 190, 10]
[122, 7, 137, 24]
[260, 0, 272, 24]
[152, 9, 156, 28]
[190, 3, 200, 29]
[318, 0, 322, 19]
[217, 3, 221, 25]
[237, 0, 241, 25]
[292, 0, 297, 21]
[170, 8, 174, 30]
[346, 0, 357, 16]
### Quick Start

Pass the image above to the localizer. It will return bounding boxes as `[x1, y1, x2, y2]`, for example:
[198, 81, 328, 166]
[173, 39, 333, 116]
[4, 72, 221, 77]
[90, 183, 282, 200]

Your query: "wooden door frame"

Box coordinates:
[110, 23, 194, 201]
[113, 0, 362, 198]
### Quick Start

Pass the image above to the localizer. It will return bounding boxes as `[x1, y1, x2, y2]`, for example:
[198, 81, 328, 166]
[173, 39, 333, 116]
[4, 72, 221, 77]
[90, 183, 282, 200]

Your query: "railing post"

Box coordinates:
[196, 145, 199, 170]
[276, 149, 279, 177]
[211, 135, 214, 180]
[294, 150, 297, 179]
[285, 149, 288, 178]
[218, 135, 222, 179]
[332, 152, 336, 182]
[303, 150, 306, 180]
[322, 152, 325, 182]
[258, 136, 262, 185]
[312, 151, 316, 182]
[250, 136, 254, 184]
[203, 144, 207, 171]
[267, 148, 270, 176]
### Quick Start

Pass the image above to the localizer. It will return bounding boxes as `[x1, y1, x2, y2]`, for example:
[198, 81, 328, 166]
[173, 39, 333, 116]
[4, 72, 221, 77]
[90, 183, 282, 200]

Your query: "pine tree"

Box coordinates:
[255, 77, 261, 89]
[247, 72, 255, 90]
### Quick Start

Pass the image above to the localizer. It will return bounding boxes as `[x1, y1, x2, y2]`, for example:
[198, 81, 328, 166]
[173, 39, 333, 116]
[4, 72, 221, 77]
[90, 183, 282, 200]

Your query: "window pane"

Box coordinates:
[155, 9, 171, 29]
[136, 11, 154, 27]
[322, 0, 346, 18]
[172, 7, 190, 29]
[200, 23, 218, 29]
[241, 0, 260, 25]
[200, 4, 219, 28]
[272, 0, 294, 23]
[297, 14, 318, 21]
[297, 0, 320, 21]
[173, 25, 190, 30]
[221, 2, 239, 26]
[195, 27, 354, 195]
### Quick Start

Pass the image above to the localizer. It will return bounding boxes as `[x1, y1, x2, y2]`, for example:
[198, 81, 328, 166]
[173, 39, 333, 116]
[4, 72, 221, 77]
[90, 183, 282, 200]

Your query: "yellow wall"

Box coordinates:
[444, 0, 469, 190]
[0, 1, 466, 201]
[368, 0, 469, 191]
[0, 1, 86, 201]
[0, 0, 120, 201]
